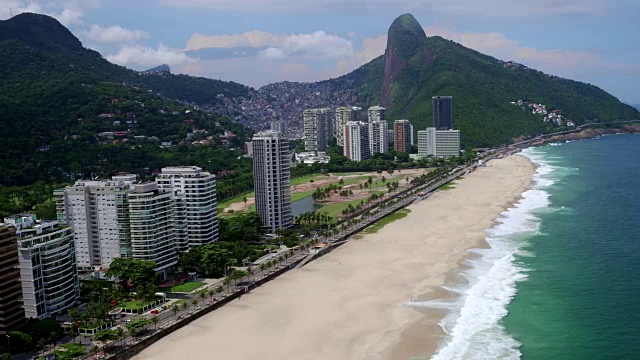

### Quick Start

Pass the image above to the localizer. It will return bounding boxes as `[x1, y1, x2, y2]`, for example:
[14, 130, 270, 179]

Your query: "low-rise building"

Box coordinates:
[295, 152, 331, 165]
[418, 127, 460, 158]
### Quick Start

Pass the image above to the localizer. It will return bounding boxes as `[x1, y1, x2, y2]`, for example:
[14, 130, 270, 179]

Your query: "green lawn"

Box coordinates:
[166, 281, 206, 293]
[292, 190, 315, 202]
[120, 299, 159, 311]
[217, 191, 254, 211]
[362, 209, 411, 234]
[291, 174, 326, 186]
[38, 343, 86, 360]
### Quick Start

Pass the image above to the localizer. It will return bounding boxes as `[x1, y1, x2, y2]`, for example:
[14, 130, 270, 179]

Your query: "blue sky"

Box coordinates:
[2, 0, 640, 103]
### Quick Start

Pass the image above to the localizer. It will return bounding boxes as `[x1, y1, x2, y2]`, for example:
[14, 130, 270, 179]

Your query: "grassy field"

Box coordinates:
[362, 209, 411, 234]
[120, 299, 159, 311]
[217, 191, 254, 211]
[166, 281, 206, 293]
[437, 181, 457, 191]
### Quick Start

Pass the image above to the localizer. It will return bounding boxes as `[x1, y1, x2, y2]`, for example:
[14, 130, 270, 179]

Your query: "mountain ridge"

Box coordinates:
[242, 15, 638, 147]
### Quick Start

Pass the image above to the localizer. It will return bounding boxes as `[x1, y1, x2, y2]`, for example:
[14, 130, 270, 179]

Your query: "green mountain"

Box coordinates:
[326, 13, 638, 147]
[0, 13, 254, 197]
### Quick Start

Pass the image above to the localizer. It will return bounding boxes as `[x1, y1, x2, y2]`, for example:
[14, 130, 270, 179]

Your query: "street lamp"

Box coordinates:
[6, 334, 10, 355]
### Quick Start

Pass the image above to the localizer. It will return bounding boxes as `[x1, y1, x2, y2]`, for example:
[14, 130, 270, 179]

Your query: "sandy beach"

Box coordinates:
[134, 154, 534, 360]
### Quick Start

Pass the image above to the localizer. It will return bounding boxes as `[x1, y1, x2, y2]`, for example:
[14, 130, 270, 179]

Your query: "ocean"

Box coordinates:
[429, 134, 640, 359]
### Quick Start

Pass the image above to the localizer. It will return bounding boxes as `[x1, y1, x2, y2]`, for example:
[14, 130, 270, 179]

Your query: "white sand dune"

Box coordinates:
[134, 155, 534, 360]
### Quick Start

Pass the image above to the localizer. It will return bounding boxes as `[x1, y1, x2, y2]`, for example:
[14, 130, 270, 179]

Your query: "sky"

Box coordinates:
[2, 0, 640, 103]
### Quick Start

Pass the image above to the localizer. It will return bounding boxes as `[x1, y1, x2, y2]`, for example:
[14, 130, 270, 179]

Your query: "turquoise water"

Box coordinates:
[429, 134, 640, 359]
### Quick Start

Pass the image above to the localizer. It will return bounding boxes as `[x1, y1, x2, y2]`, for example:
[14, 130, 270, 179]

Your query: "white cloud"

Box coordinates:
[160, 0, 609, 16]
[106, 44, 198, 69]
[0, 0, 87, 26]
[259, 31, 353, 59]
[186, 30, 286, 50]
[83, 24, 149, 44]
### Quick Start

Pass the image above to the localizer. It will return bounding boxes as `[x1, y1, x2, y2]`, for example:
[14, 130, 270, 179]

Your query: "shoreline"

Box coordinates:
[133, 154, 535, 360]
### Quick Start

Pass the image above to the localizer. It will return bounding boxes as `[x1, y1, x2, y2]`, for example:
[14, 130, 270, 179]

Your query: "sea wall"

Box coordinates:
[529, 124, 640, 147]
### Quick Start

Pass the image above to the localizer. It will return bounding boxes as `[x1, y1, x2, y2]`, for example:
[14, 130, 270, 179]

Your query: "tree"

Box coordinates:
[172, 305, 179, 317]
[105, 258, 158, 291]
[151, 316, 159, 331]
[191, 299, 198, 308]
[243, 196, 247, 211]
[199, 291, 207, 306]
[37, 339, 47, 357]
[6, 332, 31, 353]
[49, 331, 59, 351]
[208, 289, 215, 302]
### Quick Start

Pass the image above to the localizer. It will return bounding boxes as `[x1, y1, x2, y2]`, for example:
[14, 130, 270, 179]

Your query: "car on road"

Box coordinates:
[125, 319, 132, 323]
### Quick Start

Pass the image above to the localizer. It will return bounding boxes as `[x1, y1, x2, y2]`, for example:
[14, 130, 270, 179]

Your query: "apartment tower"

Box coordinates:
[432, 96, 453, 130]
[393, 119, 413, 153]
[344, 121, 370, 161]
[156, 167, 218, 251]
[368, 120, 389, 155]
[303, 108, 332, 151]
[252, 131, 293, 232]
[270, 110, 288, 138]
[6, 215, 79, 319]
[54, 177, 136, 270]
[0, 226, 24, 334]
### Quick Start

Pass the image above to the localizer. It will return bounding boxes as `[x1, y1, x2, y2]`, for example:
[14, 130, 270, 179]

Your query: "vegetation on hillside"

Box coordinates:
[326, 23, 638, 148]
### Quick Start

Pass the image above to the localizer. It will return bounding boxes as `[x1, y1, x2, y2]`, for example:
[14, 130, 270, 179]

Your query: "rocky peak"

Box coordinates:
[381, 13, 428, 107]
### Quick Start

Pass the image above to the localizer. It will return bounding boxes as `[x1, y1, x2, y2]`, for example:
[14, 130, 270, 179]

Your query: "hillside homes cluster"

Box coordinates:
[205, 82, 358, 138]
[511, 100, 575, 127]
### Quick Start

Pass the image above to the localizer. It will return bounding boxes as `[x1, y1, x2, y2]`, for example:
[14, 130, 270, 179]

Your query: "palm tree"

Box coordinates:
[208, 289, 215, 302]
[191, 299, 198, 308]
[172, 304, 179, 317]
[182, 302, 188, 313]
[151, 316, 159, 331]
[199, 291, 207, 306]
[37, 338, 47, 357]
[115, 327, 125, 347]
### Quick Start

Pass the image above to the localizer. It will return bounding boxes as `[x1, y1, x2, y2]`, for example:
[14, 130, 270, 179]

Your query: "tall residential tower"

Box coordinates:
[252, 131, 292, 232]
[303, 108, 332, 151]
[393, 119, 413, 153]
[432, 96, 453, 130]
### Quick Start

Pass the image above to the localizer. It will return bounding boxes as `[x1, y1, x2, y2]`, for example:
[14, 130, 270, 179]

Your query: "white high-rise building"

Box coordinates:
[368, 120, 389, 155]
[55, 175, 182, 274]
[304, 108, 332, 151]
[127, 182, 178, 276]
[418, 127, 461, 158]
[55, 177, 135, 270]
[335, 107, 363, 147]
[367, 106, 386, 122]
[5, 214, 79, 319]
[156, 166, 218, 251]
[344, 121, 370, 161]
[252, 131, 292, 232]
[270, 110, 288, 138]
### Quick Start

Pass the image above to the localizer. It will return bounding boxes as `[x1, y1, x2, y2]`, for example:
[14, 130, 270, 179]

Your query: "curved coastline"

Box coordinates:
[133, 155, 535, 360]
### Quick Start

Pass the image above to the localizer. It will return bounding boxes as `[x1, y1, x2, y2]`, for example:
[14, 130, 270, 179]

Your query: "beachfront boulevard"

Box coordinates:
[75, 153, 490, 360]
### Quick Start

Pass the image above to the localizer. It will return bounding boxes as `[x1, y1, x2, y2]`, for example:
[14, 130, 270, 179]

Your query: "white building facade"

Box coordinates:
[418, 127, 461, 158]
[6, 215, 79, 319]
[368, 120, 389, 155]
[55, 177, 135, 270]
[127, 183, 178, 276]
[252, 131, 293, 232]
[344, 121, 370, 161]
[303, 108, 332, 151]
[334, 107, 363, 147]
[156, 166, 218, 251]
[367, 106, 386, 123]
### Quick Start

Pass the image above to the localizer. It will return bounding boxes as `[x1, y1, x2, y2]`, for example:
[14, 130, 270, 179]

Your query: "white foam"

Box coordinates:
[422, 148, 556, 360]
